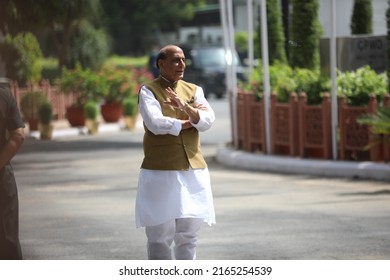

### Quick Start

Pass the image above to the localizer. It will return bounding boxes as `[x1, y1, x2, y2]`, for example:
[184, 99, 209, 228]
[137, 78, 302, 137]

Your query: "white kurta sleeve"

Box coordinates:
[190, 86, 216, 132]
[138, 85, 182, 136]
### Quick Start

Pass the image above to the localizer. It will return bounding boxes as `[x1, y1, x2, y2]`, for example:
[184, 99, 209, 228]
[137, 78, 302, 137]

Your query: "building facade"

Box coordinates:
[178, 0, 388, 46]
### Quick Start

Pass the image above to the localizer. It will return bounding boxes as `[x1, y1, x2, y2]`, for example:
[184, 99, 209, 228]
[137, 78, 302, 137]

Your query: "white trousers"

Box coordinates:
[145, 218, 203, 260]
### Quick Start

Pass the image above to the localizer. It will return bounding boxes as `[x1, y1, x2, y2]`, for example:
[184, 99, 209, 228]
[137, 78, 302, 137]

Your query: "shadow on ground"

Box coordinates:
[18, 136, 143, 154]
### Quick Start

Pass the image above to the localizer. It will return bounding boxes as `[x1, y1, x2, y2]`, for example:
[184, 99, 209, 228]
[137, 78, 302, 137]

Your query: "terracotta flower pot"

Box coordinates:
[28, 118, 39, 131]
[101, 102, 123, 123]
[66, 106, 86, 127]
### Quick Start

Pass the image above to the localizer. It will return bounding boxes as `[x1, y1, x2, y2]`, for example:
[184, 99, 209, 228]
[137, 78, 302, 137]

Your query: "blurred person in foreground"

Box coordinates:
[0, 82, 25, 260]
[135, 45, 216, 260]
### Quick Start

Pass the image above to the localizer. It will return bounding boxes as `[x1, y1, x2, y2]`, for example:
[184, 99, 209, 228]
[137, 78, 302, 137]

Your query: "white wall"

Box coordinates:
[177, 0, 389, 45]
[319, 0, 388, 37]
[235, 3, 250, 32]
[236, 0, 388, 38]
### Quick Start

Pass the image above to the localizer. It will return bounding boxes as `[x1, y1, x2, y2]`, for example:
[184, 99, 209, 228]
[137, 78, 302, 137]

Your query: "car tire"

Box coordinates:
[215, 91, 224, 99]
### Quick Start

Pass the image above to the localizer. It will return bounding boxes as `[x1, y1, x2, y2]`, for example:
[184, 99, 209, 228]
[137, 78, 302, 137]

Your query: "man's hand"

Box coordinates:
[193, 102, 208, 111]
[0, 128, 24, 170]
[181, 120, 193, 130]
[164, 87, 185, 110]
[164, 86, 201, 124]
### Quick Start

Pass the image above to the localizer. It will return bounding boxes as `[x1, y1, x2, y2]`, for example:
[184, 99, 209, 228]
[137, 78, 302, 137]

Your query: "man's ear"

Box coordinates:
[157, 59, 162, 70]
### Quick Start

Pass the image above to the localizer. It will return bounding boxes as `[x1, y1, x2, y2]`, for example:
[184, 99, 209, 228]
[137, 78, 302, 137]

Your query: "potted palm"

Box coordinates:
[38, 101, 53, 140]
[123, 96, 138, 130]
[358, 106, 390, 162]
[84, 100, 99, 134]
[20, 91, 48, 131]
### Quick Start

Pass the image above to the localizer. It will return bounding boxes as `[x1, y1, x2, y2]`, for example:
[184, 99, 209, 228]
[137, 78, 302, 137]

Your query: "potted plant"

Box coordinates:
[99, 66, 136, 123]
[122, 96, 138, 130]
[38, 101, 53, 140]
[20, 91, 48, 131]
[337, 65, 387, 106]
[58, 64, 106, 127]
[357, 106, 390, 162]
[337, 66, 388, 161]
[100, 67, 129, 122]
[84, 100, 99, 134]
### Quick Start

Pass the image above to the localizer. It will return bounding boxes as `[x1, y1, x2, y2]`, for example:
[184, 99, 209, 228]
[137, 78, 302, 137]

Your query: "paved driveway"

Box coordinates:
[12, 130, 390, 260]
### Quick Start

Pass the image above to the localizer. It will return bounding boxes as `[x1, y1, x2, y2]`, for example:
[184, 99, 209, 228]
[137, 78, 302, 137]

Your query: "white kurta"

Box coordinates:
[135, 84, 216, 228]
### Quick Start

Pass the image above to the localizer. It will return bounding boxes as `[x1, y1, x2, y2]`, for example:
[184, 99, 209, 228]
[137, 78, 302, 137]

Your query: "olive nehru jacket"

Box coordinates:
[141, 77, 207, 170]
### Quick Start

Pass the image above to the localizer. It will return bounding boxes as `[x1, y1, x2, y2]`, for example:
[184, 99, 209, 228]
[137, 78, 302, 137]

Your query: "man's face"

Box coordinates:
[159, 47, 186, 82]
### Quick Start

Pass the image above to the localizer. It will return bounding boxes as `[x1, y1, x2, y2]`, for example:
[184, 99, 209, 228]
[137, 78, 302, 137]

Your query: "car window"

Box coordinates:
[190, 48, 241, 68]
[194, 49, 226, 67]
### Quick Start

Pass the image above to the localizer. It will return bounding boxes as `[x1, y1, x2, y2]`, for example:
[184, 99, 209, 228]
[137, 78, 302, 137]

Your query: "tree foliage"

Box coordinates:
[263, 0, 287, 64]
[386, 0, 390, 91]
[351, 0, 373, 35]
[100, 0, 205, 54]
[289, 0, 321, 70]
[1, 0, 108, 70]
[0, 32, 43, 84]
[66, 20, 111, 71]
[1, 0, 204, 66]
[254, 0, 286, 64]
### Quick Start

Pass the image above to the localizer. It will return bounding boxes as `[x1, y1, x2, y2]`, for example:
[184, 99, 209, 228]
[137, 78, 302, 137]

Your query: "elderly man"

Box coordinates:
[0, 83, 25, 260]
[135, 45, 216, 260]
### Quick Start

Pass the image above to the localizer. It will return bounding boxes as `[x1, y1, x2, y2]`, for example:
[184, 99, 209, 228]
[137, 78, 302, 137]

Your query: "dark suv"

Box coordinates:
[180, 45, 248, 98]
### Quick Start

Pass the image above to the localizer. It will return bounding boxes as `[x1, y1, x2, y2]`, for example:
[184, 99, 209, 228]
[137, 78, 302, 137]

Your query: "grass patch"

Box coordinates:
[38, 55, 149, 82]
[104, 55, 148, 68]
[39, 57, 60, 83]
[39, 57, 59, 68]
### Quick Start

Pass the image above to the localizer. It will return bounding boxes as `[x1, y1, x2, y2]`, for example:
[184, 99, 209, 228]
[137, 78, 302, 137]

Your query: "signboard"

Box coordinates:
[320, 35, 387, 75]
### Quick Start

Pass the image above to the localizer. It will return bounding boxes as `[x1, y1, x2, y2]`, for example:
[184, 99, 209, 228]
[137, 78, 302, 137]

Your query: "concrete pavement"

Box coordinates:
[15, 120, 390, 260]
[216, 147, 390, 181]
[27, 119, 390, 182]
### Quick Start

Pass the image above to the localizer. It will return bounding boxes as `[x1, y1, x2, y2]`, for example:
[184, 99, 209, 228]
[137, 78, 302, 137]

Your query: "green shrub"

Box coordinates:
[337, 65, 387, 106]
[241, 62, 264, 100]
[358, 107, 390, 135]
[234, 32, 248, 56]
[269, 62, 295, 102]
[294, 68, 330, 104]
[84, 100, 98, 120]
[0, 32, 43, 85]
[248, 62, 295, 102]
[123, 97, 138, 117]
[40, 57, 60, 83]
[358, 107, 390, 149]
[103, 55, 148, 69]
[99, 66, 137, 103]
[243, 64, 386, 107]
[20, 91, 48, 120]
[38, 102, 53, 125]
[58, 63, 107, 107]
[246, 62, 329, 104]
